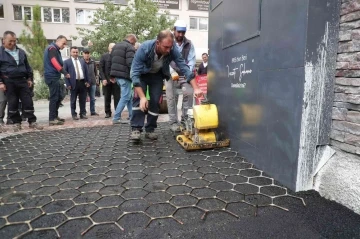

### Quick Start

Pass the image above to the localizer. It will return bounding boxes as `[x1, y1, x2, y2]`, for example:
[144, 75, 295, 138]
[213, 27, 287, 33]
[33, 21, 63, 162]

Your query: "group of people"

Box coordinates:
[0, 19, 208, 139]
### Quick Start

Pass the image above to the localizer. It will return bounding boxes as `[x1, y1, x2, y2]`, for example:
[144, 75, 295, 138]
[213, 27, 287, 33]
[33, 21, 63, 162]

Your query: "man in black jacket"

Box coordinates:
[100, 43, 120, 118]
[0, 31, 43, 131]
[83, 49, 99, 116]
[197, 53, 208, 75]
[111, 34, 137, 124]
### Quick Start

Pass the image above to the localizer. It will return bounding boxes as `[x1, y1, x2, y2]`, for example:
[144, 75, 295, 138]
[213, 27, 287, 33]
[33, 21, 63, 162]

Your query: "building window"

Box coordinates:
[0, 3, 4, 19]
[42, 7, 70, 23]
[76, 9, 95, 24]
[13, 5, 33, 21]
[189, 17, 208, 31]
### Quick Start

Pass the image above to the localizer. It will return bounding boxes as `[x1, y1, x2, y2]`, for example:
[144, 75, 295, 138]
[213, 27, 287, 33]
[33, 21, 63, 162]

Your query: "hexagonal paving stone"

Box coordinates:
[120, 199, 149, 212]
[0, 217, 5, 227]
[167, 185, 192, 195]
[234, 184, 260, 194]
[197, 198, 226, 211]
[146, 203, 176, 217]
[142, 167, 163, 175]
[0, 179, 24, 188]
[173, 207, 204, 224]
[163, 177, 187, 185]
[33, 167, 56, 174]
[108, 163, 127, 170]
[73, 192, 102, 204]
[144, 182, 168, 192]
[145, 192, 172, 204]
[0, 223, 29, 239]
[207, 156, 225, 162]
[65, 172, 89, 180]
[191, 188, 217, 198]
[66, 204, 98, 217]
[181, 171, 204, 180]
[9, 171, 32, 179]
[31, 213, 67, 228]
[186, 179, 210, 188]
[21, 196, 52, 208]
[143, 174, 166, 183]
[24, 174, 49, 183]
[170, 195, 198, 207]
[102, 177, 127, 186]
[260, 185, 287, 197]
[175, 159, 193, 165]
[1, 191, 31, 203]
[122, 179, 147, 189]
[32, 186, 59, 196]
[245, 194, 272, 206]
[162, 169, 183, 177]
[124, 165, 145, 172]
[123, 172, 146, 180]
[58, 218, 93, 238]
[226, 175, 248, 184]
[193, 160, 212, 167]
[121, 188, 148, 199]
[59, 180, 85, 189]
[219, 151, 237, 158]
[42, 200, 74, 213]
[178, 165, 198, 172]
[203, 173, 225, 182]
[95, 195, 125, 207]
[99, 185, 126, 196]
[78, 182, 104, 192]
[232, 162, 253, 170]
[226, 202, 255, 217]
[51, 189, 80, 200]
[209, 181, 233, 191]
[83, 223, 124, 239]
[201, 151, 219, 156]
[84, 174, 107, 183]
[240, 169, 262, 177]
[7, 208, 42, 222]
[21, 229, 58, 239]
[106, 169, 127, 177]
[88, 167, 109, 175]
[217, 191, 244, 202]
[218, 168, 239, 175]
[91, 207, 123, 223]
[198, 166, 218, 174]
[249, 177, 273, 186]
[118, 213, 150, 230]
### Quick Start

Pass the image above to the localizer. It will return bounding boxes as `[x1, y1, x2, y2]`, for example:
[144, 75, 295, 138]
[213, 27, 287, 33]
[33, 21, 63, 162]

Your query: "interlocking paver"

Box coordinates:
[42, 200, 74, 213]
[118, 213, 150, 230]
[146, 203, 176, 217]
[21, 196, 52, 208]
[31, 213, 67, 228]
[0, 224, 29, 239]
[83, 223, 124, 238]
[91, 208, 123, 223]
[20, 229, 58, 239]
[145, 192, 172, 204]
[95, 195, 124, 207]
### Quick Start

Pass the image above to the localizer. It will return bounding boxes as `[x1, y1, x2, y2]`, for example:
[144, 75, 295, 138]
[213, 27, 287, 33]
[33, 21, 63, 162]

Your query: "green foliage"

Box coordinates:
[77, 0, 176, 54]
[18, 5, 48, 76]
[33, 71, 49, 100]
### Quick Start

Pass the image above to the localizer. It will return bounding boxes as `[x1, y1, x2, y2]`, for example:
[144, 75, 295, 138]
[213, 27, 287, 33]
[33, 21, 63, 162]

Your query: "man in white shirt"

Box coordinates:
[63, 46, 90, 120]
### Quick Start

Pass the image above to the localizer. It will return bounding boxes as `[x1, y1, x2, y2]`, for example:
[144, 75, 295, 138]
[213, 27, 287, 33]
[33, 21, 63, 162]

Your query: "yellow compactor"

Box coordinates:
[176, 102, 230, 151]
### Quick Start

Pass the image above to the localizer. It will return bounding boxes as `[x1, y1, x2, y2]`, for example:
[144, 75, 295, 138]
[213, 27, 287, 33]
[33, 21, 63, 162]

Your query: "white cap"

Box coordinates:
[174, 20, 187, 32]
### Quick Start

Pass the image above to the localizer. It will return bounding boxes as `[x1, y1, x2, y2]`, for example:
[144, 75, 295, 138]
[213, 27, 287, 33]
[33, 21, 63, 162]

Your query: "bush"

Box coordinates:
[33, 71, 49, 100]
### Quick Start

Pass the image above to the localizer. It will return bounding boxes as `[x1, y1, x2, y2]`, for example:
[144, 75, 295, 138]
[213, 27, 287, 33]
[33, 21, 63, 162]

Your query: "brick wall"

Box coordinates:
[332, 0, 360, 155]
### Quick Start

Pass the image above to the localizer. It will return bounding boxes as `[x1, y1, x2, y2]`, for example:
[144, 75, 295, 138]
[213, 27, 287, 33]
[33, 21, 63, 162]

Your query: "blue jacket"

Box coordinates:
[0, 46, 33, 83]
[44, 43, 63, 80]
[130, 39, 194, 86]
[63, 58, 89, 90]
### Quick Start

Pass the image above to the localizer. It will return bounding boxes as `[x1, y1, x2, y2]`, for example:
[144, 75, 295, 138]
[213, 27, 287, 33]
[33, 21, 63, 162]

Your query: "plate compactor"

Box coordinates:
[176, 101, 230, 151]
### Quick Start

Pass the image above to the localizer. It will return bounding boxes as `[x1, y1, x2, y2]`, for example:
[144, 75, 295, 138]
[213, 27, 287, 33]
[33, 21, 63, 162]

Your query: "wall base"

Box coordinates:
[314, 149, 360, 214]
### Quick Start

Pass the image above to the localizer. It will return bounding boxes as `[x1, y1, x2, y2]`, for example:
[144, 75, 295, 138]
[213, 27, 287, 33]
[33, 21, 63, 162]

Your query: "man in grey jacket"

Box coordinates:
[83, 49, 99, 116]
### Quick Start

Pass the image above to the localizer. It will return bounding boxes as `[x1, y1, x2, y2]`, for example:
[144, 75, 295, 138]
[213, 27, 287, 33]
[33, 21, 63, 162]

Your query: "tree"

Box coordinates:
[18, 5, 48, 76]
[76, 0, 176, 54]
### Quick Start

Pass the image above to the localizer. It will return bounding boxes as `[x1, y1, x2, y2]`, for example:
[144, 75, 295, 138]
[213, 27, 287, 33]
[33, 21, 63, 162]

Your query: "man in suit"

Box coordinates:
[63, 46, 90, 120]
[197, 53, 208, 75]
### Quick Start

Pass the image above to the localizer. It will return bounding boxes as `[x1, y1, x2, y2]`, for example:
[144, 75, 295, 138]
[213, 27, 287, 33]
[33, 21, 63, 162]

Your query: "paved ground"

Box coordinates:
[0, 98, 360, 238]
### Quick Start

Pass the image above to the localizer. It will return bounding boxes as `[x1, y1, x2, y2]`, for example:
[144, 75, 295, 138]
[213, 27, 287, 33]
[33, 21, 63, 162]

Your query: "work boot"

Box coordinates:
[170, 123, 180, 132]
[49, 119, 64, 126]
[56, 117, 65, 122]
[91, 112, 99, 116]
[145, 132, 158, 140]
[13, 123, 21, 132]
[29, 122, 43, 130]
[80, 115, 88, 120]
[130, 130, 141, 140]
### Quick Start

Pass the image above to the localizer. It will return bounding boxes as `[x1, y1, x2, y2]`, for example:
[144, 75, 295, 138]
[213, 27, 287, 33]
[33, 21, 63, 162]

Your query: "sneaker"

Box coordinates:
[130, 130, 141, 140]
[91, 112, 99, 116]
[112, 120, 121, 125]
[170, 123, 180, 132]
[13, 123, 21, 132]
[49, 119, 64, 126]
[105, 113, 111, 118]
[145, 132, 158, 140]
[72, 116, 79, 120]
[29, 122, 43, 130]
[120, 118, 130, 124]
[56, 117, 65, 122]
[80, 115, 88, 119]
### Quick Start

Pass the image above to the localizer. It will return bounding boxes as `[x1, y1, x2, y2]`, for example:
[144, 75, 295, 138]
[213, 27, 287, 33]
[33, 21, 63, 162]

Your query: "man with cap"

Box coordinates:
[83, 48, 99, 116]
[166, 19, 197, 132]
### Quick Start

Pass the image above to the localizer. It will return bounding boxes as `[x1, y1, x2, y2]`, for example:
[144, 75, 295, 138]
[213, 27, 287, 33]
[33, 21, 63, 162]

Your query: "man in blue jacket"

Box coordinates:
[44, 35, 69, 126]
[130, 30, 202, 140]
[63, 46, 90, 120]
[0, 31, 43, 131]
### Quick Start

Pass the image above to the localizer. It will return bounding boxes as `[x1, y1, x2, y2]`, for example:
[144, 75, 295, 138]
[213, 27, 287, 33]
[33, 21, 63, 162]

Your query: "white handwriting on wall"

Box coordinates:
[226, 55, 254, 88]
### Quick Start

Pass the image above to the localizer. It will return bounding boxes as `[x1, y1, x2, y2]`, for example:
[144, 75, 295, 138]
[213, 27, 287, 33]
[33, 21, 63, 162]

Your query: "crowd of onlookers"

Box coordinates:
[0, 19, 208, 139]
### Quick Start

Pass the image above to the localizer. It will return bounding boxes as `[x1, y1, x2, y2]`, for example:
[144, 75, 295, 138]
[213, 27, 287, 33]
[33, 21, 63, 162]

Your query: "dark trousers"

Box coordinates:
[131, 72, 163, 133]
[5, 78, 36, 124]
[46, 78, 62, 121]
[103, 82, 120, 115]
[70, 80, 87, 116]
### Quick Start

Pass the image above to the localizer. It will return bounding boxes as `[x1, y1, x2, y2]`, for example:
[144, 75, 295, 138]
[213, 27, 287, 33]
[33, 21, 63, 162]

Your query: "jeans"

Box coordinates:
[46, 77, 62, 121]
[88, 84, 96, 114]
[113, 78, 132, 121]
[131, 72, 163, 132]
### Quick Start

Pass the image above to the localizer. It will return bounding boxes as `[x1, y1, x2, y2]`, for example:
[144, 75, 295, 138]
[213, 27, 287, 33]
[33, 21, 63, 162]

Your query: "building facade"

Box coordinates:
[0, 0, 209, 60]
